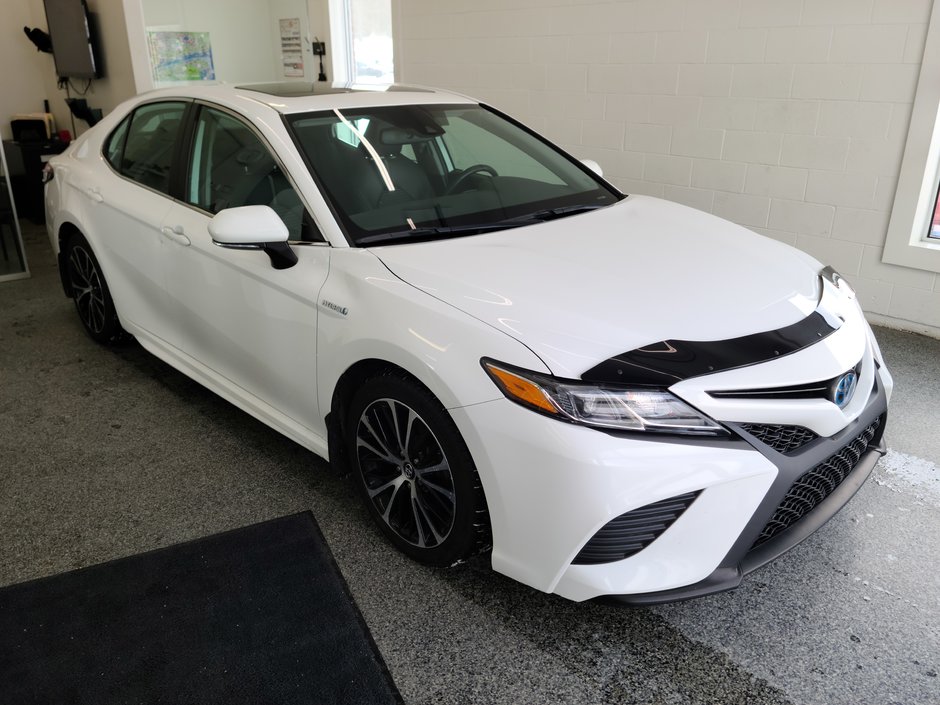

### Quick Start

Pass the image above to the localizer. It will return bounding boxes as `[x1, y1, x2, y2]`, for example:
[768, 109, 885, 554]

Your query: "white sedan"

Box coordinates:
[44, 83, 891, 603]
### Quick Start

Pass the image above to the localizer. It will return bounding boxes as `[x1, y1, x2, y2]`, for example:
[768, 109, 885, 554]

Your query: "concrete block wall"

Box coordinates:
[395, 0, 940, 333]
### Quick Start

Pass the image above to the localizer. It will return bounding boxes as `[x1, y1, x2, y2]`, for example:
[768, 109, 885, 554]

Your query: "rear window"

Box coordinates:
[114, 102, 188, 194]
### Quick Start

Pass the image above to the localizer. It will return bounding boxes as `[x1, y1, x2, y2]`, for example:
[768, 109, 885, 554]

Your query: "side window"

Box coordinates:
[104, 116, 129, 170]
[120, 102, 187, 194]
[188, 107, 321, 242]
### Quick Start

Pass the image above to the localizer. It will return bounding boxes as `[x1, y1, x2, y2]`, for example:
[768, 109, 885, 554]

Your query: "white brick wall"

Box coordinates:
[396, 0, 940, 331]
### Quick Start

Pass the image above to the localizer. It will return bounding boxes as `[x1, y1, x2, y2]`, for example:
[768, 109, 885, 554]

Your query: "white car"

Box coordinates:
[45, 83, 891, 603]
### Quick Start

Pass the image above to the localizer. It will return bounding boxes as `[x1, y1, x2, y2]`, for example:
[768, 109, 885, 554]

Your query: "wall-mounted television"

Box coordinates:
[43, 0, 102, 79]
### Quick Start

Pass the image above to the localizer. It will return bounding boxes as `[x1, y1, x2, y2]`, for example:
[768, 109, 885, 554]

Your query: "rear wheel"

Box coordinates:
[346, 372, 489, 566]
[65, 233, 127, 344]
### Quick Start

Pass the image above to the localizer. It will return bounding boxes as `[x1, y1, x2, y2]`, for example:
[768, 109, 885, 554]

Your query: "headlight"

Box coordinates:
[481, 359, 726, 435]
[820, 265, 855, 299]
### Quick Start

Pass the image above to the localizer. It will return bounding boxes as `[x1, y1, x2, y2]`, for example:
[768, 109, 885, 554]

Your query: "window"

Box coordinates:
[334, 117, 371, 147]
[441, 115, 564, 186]
[104, 116, 129, 170]
[329, 0, 394, 85]
[119, 102, 188, 194]
[287, 105, 619, 244]
[187, 107, 319, 242]
[884, 2, 940, 272]
[929, 187, 940, 241]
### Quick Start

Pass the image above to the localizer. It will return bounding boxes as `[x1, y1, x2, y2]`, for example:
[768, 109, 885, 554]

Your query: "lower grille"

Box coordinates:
[751, 418, 882, 549]
[741, 423, 818, 454]
[573, 491, 700, 565]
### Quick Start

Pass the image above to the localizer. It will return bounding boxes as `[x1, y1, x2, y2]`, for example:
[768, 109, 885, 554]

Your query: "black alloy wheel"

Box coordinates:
[65, 233, 126, 344]
[347, 373, 489, 566]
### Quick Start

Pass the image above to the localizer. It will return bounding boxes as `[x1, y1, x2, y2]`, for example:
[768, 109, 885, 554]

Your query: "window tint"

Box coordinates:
[441, 115, 563, 185]
[120, 102, 187, 194]
[104, 116, 129, 169]
[287, 105, 619, 243]
[188, 107, 318, 242]
[333, 117, 370, 148]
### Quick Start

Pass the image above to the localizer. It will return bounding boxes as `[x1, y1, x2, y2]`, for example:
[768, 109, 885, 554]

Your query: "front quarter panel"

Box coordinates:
[316, 248, 549, 416]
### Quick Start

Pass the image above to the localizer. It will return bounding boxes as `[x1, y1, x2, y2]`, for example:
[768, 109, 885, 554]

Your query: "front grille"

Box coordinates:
[709, 362, 862, 402]
[751, 418, 881, 549]
[741, 423, 818, 454]
[572, 491, 700, 565]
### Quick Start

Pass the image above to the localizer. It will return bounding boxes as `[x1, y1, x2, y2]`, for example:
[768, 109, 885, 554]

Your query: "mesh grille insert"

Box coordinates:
[572, 491, 700, 565]
[751, 418, 881, 549]
[741, 424, 818, 454]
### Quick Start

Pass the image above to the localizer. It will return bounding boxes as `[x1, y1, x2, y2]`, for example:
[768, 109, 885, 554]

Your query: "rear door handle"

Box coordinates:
[161, 225, 191, 246]
[84, 187, 103, 203]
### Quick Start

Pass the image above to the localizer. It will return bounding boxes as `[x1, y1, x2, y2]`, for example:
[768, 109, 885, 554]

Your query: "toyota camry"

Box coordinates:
[44, 83, 891, 603]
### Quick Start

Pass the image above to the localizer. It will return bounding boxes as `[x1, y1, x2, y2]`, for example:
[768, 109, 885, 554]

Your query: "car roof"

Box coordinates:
[135, 82, 477, 115]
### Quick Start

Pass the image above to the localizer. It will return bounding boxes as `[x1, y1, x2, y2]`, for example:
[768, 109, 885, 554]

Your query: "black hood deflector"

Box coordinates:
[582, 311, 838, 387]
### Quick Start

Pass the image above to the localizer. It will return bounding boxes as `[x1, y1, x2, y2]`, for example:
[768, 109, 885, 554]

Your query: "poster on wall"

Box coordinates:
[147, 31, 216, 82]
[279, 18, 304, 77]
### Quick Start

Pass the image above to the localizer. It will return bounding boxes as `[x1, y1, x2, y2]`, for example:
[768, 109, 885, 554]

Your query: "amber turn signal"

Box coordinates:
[483, 362, 558, 415]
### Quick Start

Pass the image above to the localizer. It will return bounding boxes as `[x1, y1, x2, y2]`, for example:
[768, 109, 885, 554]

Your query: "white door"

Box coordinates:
[88, 100, 189, 340]
[159, 105, 330, 437]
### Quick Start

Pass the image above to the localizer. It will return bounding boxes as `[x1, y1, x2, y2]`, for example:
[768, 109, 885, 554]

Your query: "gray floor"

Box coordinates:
[2, 221, 938, 705]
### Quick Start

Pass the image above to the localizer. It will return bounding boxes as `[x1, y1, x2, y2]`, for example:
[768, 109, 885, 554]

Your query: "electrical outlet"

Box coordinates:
[312, 42, 326, 56]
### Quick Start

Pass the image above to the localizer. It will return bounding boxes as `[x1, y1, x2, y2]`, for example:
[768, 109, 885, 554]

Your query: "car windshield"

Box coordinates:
[286, 104, 622, 245]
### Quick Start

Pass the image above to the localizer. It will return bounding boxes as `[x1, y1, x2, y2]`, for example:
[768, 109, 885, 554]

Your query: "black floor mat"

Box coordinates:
[0, 512, 402, 705]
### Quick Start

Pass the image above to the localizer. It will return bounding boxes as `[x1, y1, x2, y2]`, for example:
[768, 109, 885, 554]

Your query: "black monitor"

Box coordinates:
[43, 0, 101, 79]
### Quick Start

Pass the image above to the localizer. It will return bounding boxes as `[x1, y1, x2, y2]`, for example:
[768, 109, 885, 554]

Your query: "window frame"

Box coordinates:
[185, 102, 326, 244]
[100, 99, 194, 198]
[883, 1, 940, 273]
[183, 106, 288, 213]
[103, 115, 130, 171]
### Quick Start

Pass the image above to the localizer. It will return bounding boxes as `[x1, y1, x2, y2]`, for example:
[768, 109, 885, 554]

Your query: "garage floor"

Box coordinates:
[3, 222, 938, 705]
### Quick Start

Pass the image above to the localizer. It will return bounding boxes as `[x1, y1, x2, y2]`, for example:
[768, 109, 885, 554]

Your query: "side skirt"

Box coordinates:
[128, 324, 330, 460]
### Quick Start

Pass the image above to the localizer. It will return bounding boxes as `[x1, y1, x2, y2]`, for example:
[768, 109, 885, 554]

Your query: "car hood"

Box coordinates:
[370, 195, 823, 378]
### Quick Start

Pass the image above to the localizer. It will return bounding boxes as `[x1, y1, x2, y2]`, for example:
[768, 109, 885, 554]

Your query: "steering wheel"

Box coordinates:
[444, 163, 498, 194]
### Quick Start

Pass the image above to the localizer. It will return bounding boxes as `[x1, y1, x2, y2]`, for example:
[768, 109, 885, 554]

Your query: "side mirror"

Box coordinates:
[208, 205, 297, 270]
[580, 159, 603, 178]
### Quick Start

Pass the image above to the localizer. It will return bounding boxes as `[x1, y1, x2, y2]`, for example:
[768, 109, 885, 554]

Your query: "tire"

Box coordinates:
[346, 372, 490, 567]
[64, 232, 127, 345]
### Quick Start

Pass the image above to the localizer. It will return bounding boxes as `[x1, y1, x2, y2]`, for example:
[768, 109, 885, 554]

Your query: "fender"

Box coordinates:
[316, 248, 549, 423]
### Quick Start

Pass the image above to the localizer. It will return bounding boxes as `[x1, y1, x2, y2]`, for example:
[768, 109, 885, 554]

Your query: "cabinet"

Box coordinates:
[2, 140, 68, 224]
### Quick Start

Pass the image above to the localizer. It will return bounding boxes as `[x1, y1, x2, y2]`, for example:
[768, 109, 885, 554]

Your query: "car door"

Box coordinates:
[159, 103, 330, 436]
[90, 100, 190, 340]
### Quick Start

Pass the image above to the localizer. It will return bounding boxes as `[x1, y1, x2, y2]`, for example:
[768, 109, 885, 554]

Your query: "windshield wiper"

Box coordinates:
[356, 204, 606, 246]
[356, 222, 527, 246]
[502, 204, 606, 224]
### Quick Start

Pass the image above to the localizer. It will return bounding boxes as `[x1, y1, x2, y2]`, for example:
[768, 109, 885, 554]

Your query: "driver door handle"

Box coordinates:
[161, 225, 191, 246]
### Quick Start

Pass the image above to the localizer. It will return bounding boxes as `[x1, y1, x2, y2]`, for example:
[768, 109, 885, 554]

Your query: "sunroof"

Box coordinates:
[237, 82, 353, 97]
[236, 82, 435, 98]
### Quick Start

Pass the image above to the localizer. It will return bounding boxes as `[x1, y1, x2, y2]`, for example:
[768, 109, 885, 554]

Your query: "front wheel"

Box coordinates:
[65, 233, 127, 344]
[346, 373, 490, 566]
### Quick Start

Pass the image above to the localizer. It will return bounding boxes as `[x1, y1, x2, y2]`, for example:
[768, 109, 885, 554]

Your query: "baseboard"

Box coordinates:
[866, 312, 940, 340]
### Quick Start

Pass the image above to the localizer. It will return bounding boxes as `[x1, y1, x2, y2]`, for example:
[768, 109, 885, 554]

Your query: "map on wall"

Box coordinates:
[147, 31, 216, 82]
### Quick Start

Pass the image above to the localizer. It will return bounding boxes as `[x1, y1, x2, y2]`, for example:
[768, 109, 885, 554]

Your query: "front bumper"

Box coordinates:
[452, 308, 890, 602]
[602, 397, 887, 605]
